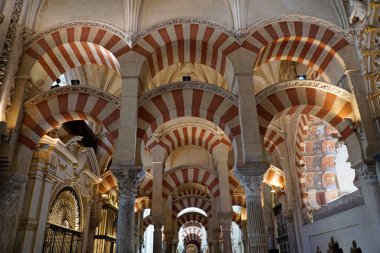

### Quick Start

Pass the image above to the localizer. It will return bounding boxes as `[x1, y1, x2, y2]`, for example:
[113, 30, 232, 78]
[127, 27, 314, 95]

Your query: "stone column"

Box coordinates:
[220, 217, 233, 253]
[81, 198, 93, 253]
[209, 227, 221, 253]
[165, 232, 174, 253]
[241, 221, 248, 253]
[353, 162, 380, 232]
[153, 222, 163, 253]
[112, 166, 144, 253]
[216, 159, 233, 253]
[283, 211, 298, 253]
[236, 165, 268, 253]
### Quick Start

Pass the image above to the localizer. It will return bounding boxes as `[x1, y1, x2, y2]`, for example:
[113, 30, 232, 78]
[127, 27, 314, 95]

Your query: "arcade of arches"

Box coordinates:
[1, 0, 380, 253]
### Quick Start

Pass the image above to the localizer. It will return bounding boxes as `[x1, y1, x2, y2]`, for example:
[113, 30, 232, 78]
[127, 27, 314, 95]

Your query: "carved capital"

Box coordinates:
[111, 165, 145, 198]
[354, 162, 378, 184]
[235, 170, 263, 197]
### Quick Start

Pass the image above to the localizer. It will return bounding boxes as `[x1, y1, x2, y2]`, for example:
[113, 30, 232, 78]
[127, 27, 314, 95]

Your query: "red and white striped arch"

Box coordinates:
[24, 25, 129, 89]
[137, 85, 241, 161]
[172, 196, 212, 218]
[263, 129, 286, 167]
[228, 173, 241, 195]
[256, 82, 357, 147]
[231, 194, 246, 208]
[263, 165, 285, 189]
[178, 188, 209, 198]
[243, 21, 350, 84]
[19, 86, 120, 151]
[178, 212, 208, 228]
[264, 129, 285, 155]
[133, 23, 239, 88]
[135, 197, 151, 213]
[98, 172, 118, 195]
[163, 167, 220, 199]
[97, 135, 115, 170]
[146, 125, 231, 156]
[184, 234, 202, 247]
[182, 227, 202, 239]
[232, 212, 242, 227]
[140, 172, 153, 198]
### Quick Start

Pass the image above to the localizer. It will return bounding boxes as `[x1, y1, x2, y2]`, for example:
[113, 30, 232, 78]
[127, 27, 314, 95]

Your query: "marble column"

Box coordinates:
[241, 221, 248, 253]
[220, 217, 233, 253]
[353, 162, 380, 233]
[236, 166, 268, 253]
[165, 232, 174, 253]
[209, 227, 221, 253]
[112, 166, 144, 253]
[81, 198, 92, 253]
[151, 158, 164, 253]
[216, 159, 233, 253]
[153, 222, 163, 253]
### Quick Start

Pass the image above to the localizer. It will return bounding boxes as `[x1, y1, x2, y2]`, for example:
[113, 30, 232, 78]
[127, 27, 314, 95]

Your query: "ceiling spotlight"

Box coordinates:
[297, 74, 307, 80]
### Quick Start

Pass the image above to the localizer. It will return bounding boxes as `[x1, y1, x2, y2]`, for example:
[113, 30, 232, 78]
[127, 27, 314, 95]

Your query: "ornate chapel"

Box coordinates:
[1, 0, 380, 253]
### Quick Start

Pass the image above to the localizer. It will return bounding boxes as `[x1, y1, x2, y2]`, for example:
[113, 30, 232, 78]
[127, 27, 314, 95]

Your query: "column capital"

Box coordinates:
[353, 161, 378, 185]
[111, 165, 145, 197]
[235, 161, 270, 176]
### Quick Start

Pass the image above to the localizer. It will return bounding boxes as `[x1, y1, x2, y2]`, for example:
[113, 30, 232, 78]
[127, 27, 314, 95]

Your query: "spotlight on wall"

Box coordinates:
[182, 75, 191, 81]
[297, 74, 307, 80]
[71, 79, 80, 85]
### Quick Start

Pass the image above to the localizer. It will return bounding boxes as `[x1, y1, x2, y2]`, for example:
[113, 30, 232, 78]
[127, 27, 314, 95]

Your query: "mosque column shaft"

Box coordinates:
[112, 166, 143, 253]
[153, 223, 163, 253]
[216, 159, 233, 253]
[165, 232, 174, 253]
[282, 163, 299, 253]
[151, 160, 164, 253]
[81, 198, 92, 253]
[236, 166, 268, 253]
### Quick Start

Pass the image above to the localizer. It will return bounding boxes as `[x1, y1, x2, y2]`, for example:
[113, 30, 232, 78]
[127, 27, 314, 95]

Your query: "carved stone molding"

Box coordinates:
[247, 15, 355, 43]
[0, 0, 24, 90]
[136, 17, 239, 43]
[24, 85, 120, 110]
[312, 190, 365, 222]
[256, 80, 352, 104]
[24, 20, 132, 48]
[0, 14, 4, 24]
[355, 163, 378, 184]
[138, 81, 239, 106]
